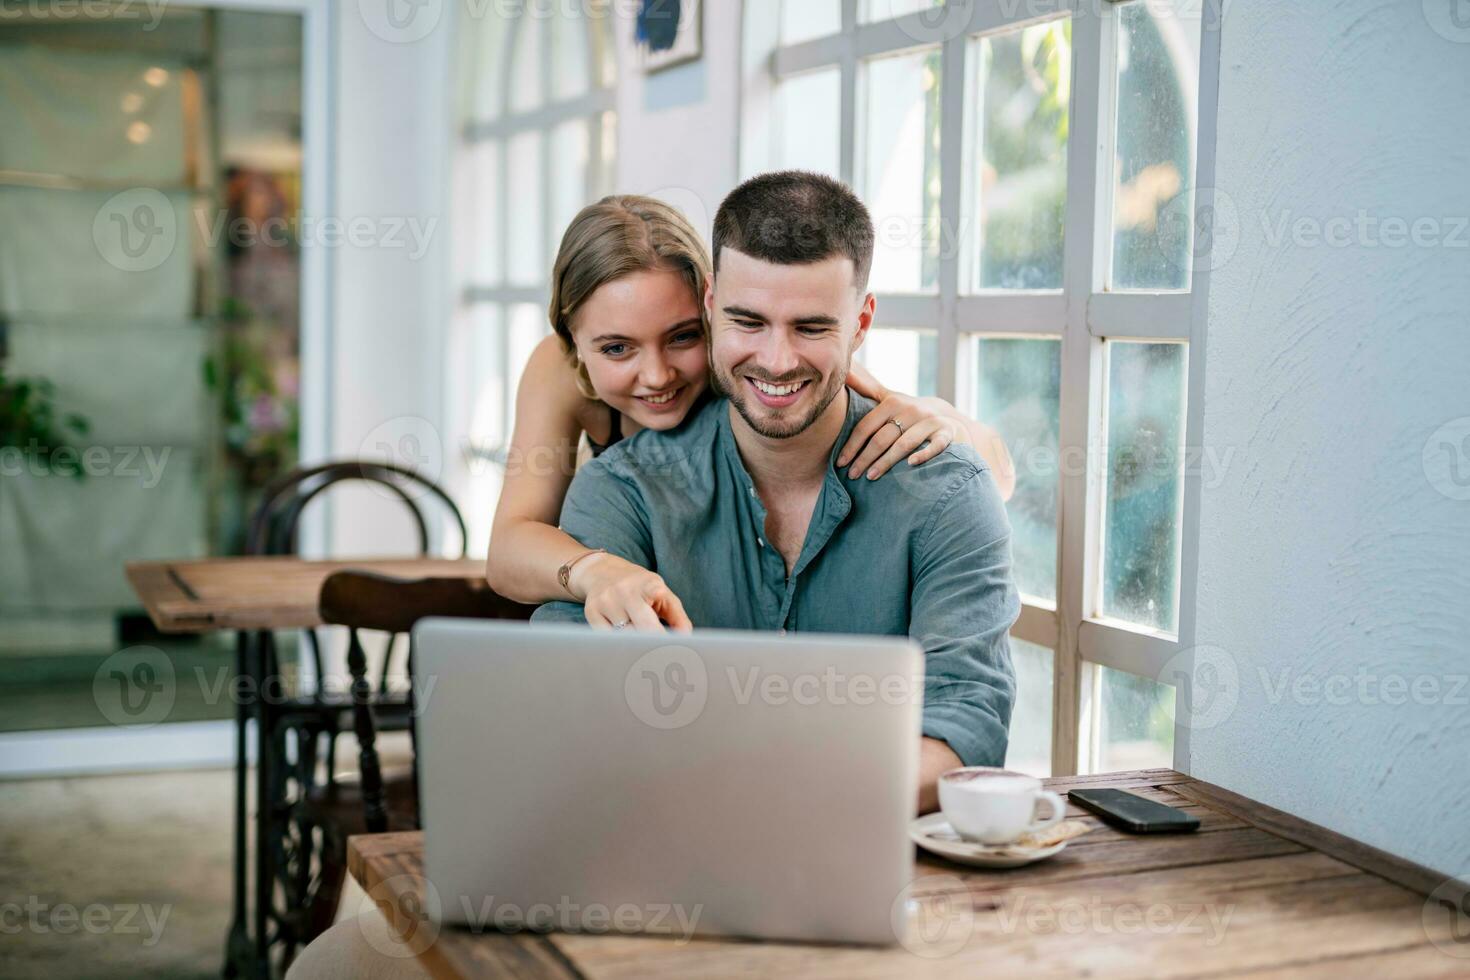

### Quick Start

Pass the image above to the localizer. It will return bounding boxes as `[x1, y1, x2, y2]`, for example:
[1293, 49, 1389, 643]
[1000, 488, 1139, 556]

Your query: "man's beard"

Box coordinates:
[711, 360, 848, 439]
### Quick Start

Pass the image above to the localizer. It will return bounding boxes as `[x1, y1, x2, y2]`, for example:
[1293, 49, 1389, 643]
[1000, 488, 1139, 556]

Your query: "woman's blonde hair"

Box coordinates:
[548, 195, 712, 398]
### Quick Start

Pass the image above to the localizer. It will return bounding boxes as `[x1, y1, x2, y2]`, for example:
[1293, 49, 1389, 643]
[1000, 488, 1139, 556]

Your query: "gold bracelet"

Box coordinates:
[557, 548, 607, 596]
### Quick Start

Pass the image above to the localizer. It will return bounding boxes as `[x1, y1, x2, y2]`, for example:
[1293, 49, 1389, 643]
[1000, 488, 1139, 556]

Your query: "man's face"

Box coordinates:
[705, 248, 874, 439]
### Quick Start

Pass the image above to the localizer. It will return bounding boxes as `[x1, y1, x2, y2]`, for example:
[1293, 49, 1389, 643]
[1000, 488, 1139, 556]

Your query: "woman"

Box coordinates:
[486, 195, 1014, 631]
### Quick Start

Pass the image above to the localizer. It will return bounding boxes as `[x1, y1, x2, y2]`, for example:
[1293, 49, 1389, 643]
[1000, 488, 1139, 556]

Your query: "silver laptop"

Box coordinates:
[411, 619, 923, 945]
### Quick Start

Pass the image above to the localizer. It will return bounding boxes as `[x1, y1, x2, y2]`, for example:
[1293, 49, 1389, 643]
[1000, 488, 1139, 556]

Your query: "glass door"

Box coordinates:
[0, 7, 305, 742]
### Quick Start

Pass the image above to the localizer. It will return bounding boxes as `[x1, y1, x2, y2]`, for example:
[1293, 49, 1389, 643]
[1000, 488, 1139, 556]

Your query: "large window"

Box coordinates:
[746, 0, 1218, 776]
[449, 1, 617, 552]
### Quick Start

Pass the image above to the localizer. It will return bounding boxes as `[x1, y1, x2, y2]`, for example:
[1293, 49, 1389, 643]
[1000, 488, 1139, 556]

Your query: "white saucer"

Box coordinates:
[909, 813, 1072, 868]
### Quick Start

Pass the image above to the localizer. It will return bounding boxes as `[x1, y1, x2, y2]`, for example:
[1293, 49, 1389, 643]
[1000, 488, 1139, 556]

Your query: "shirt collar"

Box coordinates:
[716, 389, 869, 577]
[714, 387, 872, 483]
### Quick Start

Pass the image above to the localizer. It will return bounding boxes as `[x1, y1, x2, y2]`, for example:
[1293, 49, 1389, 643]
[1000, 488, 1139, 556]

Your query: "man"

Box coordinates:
[533, 171, 1020, 812]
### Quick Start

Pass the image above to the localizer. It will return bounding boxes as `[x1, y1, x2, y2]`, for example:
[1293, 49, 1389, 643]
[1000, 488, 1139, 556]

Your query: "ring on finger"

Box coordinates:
[887, 418, 905, 433]
[612, 619, 631, 630]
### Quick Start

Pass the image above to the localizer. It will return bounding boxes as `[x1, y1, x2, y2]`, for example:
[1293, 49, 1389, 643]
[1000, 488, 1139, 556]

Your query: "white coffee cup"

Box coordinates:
[938, 767, 1065, 845]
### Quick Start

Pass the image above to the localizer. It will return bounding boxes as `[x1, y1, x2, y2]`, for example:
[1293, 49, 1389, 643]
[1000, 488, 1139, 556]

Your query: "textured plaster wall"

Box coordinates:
[1189, 0, 1470, 879]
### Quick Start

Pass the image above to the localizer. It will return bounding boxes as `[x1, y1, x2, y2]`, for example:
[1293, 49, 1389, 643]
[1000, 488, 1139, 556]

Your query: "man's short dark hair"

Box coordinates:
[711, 171, 875, 290]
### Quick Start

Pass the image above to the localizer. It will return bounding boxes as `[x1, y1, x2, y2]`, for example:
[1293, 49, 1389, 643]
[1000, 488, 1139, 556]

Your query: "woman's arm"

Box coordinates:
[485, 335, 596, 601]
[486, 336, 691, 630]
[843, 362, 1017, 500]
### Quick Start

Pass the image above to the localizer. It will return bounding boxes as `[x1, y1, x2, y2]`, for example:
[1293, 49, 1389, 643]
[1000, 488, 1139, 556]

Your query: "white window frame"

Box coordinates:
[450, 2, 617, 543]
[743, 0, 1223, 776]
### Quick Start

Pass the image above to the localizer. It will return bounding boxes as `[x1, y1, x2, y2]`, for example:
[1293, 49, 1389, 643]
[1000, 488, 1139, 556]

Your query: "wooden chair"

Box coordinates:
[242, 460, 469, 968]
[301, 570, 535, 935]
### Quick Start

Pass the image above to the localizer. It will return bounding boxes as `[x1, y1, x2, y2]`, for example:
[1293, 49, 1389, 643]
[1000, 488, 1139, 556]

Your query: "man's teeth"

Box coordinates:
[642, 389, 679, 405]
[751, 379, 808, 397]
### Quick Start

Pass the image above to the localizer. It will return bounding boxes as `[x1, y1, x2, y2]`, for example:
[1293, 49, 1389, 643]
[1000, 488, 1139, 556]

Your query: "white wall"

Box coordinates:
[1189, 0, 1470, 878]
[326, 2, 454, 556]
[609, 0, 743, 244]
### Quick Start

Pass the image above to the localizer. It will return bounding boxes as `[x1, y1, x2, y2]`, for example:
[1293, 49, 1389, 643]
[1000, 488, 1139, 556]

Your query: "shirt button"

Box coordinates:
[748, 486, 756, 498]
[757, 538, 765, 548]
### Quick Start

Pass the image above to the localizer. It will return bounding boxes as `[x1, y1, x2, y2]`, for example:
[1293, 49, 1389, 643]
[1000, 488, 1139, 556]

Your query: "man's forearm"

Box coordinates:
[916, 736, 963, 815]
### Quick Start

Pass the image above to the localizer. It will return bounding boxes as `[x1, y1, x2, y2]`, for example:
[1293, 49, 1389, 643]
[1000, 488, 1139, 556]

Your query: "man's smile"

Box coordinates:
[746, 376, 812, 408]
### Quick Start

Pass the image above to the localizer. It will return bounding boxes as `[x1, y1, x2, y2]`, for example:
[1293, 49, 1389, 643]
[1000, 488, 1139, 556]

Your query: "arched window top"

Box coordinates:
[461, 1, 616, 126]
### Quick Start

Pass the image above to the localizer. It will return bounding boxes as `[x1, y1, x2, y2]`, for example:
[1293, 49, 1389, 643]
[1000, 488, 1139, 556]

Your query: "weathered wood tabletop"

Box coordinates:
[346, 768, 1468, 978]
[125, 556, 487, 633]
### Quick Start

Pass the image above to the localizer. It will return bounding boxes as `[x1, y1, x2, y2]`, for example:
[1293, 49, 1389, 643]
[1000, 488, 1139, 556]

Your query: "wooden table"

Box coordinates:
[347, 768, 1469, 978]
[127, 555, 488, 980]
[126, 556, 487, 633]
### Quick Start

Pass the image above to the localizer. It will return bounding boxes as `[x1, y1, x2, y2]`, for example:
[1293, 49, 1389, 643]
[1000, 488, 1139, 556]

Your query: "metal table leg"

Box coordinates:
[223, 630, 257, 978]
[254, 632, 274, 973]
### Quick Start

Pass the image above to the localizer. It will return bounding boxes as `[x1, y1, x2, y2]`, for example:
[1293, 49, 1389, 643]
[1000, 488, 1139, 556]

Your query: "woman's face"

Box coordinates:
[569, 267, 709, 431]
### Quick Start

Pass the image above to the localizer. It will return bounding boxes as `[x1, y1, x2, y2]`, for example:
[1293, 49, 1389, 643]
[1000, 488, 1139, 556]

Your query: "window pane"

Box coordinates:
[1095, 665, 1175, 773]
[860, 328, 937, 398]
[551, 7, 592, 100]
[1101, 341, 1186, 632]
[862, 49, 942, 293]
[506, 131, 544, 286]
[594, 110, 618, 199]
[470, 140, 501, 285]
[456, 305, 505, 558]
[550, 119, 590, 268]
[861, 0, 942, 22]
[510, 12, 545, 114]
[974, 338, 1060, 601]
[507, 303, 548, 434]
[1005, 638, 1053, 778]
[969, 20, 1070, 290]
[781, 0, 840, 43]
[1110, 0, 1201, 289]
[463, 5, 507, 122]
[592, 9, 616, 88]
[775, 68, 841, 179]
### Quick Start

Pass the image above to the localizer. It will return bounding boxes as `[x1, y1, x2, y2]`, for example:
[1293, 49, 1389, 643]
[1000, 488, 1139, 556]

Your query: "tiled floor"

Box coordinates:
[0, 729, 404, 980]
[0, 768, 234, 979]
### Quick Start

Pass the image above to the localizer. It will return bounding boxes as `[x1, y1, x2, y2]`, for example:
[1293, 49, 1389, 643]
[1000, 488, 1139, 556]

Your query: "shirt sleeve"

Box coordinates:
[529, 456, 654, 625]
[910, 466, 1021, 768]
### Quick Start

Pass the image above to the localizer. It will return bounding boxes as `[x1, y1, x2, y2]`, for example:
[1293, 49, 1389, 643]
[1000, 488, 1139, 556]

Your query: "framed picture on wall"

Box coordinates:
[635, 0, 702, 73]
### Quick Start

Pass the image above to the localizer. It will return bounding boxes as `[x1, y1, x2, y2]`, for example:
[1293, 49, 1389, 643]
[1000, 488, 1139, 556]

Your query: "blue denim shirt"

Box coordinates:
[532, 391, 1020, 767]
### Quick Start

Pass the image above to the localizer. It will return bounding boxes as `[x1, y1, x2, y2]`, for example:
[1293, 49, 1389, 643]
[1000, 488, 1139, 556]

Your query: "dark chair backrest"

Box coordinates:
[248, 460, 468, 560]
[317, 570, 535, 832]
[244, 459, 469, 708]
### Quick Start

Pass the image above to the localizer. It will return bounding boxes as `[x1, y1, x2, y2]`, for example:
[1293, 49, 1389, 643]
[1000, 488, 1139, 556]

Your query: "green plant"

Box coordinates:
[0, 364, 91, 479]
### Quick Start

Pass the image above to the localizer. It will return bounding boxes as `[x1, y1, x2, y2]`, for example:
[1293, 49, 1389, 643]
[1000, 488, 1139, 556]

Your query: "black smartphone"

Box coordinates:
[1068, 788, 1200, 834]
